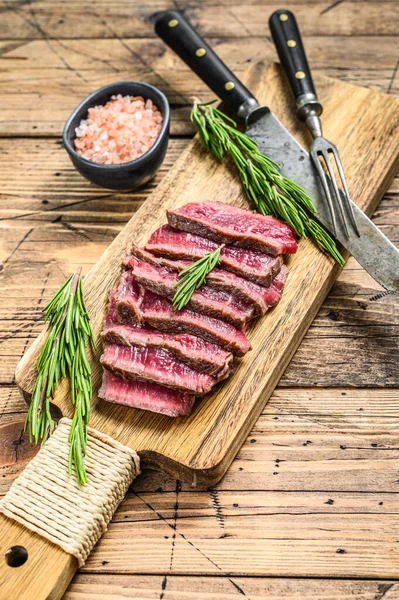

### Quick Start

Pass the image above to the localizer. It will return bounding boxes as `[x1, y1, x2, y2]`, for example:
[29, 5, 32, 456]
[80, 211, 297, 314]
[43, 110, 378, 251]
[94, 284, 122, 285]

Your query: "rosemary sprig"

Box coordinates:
[191, 99, 344, 267]
[25, 270, 94, 485]
[173, 245, 223, 310]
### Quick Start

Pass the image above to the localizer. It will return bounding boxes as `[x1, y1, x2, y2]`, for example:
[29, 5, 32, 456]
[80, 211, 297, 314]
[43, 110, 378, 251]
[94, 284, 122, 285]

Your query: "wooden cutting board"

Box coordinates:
[1, 62, 398, 600]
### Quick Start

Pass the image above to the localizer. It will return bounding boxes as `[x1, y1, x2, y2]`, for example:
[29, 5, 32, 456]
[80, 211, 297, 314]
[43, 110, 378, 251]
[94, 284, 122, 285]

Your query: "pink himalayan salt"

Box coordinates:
[74, 95, 163, 165]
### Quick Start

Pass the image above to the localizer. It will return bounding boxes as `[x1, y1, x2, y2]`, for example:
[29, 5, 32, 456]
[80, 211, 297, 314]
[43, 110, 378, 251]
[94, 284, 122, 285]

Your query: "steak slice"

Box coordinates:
[131, 257, 254, 328]
[167, 202, 298, 255]
[103, 288, 234, 377]
[266, 264, 289, 299]
[130, 244, 190, 271]
[146, 225, 282, 286]
[102, 323, 233, 378]
[129, 246, 287, 315]
[114, 269, 144, 324]
[101, 343, 216, 395]
[206, 265, 288, 314]
[141, 290, 251, 356]
[99, 370, 195, 417]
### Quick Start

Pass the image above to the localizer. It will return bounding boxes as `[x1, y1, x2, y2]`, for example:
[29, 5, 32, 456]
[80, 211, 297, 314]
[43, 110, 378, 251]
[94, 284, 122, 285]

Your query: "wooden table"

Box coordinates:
[1, 1, 398, 598]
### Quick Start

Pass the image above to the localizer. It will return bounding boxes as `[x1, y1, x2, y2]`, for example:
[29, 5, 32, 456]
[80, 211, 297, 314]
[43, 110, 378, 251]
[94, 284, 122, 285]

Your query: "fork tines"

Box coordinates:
[311, 139, 360, 238]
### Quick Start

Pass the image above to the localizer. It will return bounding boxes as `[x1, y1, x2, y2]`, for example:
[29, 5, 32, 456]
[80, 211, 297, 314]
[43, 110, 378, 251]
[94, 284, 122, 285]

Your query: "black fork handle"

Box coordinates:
[153, 10, 258, 118]
[269, 9, 322, 121]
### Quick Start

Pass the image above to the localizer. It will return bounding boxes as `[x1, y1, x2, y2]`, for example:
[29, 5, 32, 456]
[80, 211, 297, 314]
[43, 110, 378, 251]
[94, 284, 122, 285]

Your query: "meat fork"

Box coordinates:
[270, 9, 360, 237]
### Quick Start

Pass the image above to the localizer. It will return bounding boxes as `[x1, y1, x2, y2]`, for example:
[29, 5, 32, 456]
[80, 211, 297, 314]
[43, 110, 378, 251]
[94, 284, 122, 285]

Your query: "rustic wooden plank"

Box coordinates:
[64, 575, 399, 599]
[0, 35, 396, 136]
[115, 489, 399, 523]
[0, 138, 189, 222]
[78, 511, 399, 577]
[0, 2, 397, 40]
[2, 387, 399, 495]
[69, 383, 399, 579]
[0, 387, 27, 415]
[282, 283, 399, 387]
[2, 386, 399, 579]
[1, 205, 398, 388]
[0, 1, 398, 597]
[13, 65, 399, 486]
[0, 37, 395, 73]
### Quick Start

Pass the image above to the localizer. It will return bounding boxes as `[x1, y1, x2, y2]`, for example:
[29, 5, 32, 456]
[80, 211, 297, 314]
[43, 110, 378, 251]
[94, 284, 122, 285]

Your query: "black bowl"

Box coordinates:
[63, 81, 170, 191]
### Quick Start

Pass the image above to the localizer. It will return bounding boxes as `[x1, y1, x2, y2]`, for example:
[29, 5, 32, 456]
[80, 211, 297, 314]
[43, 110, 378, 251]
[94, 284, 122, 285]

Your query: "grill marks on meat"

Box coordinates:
[146, 225, 282, 286]
[131, 257, 254, 328]
[101, 343, 217, 394]
[99, 371, 195, 417]
[130, 245, 284, 315]
[141, 290, 251, 356]
[167, 202, 298, 255]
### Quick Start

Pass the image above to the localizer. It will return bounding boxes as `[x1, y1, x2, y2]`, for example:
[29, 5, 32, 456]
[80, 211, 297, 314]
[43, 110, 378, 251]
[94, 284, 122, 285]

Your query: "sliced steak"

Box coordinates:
[104, 288, 120, 326]
[263, 264, 289, 303]
[167, 202, 298, 255]
[101, 343, 216, 394]
[99, 370, 195, 417]
[102, 328, 233, 380]
[131, 257, 254, 328]
[114, 269, 144, 324]
[130, 244, 190, 271]
[146, 225, 282, 286]
[129, 246, 287, 315]
[103, 288, 233, 377]
[141, 290, 251, 356]
[206, 265, 288, 314]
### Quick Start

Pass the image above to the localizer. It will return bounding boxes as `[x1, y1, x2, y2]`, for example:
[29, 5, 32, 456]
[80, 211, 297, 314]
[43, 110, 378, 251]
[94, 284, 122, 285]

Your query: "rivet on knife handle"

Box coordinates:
[153, 9, 259, 118]
[269, 9, 322, 122]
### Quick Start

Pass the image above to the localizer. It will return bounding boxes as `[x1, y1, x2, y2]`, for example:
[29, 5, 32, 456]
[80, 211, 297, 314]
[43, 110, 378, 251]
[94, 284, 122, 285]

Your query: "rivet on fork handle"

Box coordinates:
[269, 9, 360, 238]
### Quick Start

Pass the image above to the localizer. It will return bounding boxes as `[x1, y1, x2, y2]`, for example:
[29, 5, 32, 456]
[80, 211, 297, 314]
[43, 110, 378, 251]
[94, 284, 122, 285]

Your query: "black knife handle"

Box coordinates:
[153, 10, 258, 118]
[269, 9, 322, 120]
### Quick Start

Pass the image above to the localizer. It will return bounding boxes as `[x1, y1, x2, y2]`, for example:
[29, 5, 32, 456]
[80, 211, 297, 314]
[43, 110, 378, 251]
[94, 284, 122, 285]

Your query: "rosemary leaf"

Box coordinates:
[24, 269, 94, 485]
[190, 99, 344, 267]
[172, 245, 224, 310]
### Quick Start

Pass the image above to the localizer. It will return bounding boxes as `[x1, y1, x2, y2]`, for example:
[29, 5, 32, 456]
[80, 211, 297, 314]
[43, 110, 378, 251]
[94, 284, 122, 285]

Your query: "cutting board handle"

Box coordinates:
[0, 419, 141, 600]
[0, 513, 78, 600]
[154, 9, 259, 118]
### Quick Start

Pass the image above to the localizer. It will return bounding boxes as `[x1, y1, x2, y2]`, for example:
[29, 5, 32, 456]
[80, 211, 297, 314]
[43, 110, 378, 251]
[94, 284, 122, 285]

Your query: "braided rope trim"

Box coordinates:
[0, 418, 140, 566]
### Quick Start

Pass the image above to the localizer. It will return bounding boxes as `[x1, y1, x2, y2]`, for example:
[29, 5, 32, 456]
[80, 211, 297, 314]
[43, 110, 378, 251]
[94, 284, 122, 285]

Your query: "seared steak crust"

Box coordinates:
[129, 246, 286, 315]
[131, 258, 254, 328]
[167, 202, 298, 255]
[146, 225, 283, 286]
[140, 290, 251, 356]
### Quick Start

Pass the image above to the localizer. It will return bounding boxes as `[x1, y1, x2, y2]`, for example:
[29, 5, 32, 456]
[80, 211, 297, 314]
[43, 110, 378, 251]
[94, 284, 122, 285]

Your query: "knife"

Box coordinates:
[154, 10, 399, 293]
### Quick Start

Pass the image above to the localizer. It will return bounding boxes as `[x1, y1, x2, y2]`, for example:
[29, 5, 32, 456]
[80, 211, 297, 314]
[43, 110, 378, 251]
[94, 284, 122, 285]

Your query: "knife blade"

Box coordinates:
[154, 9, 399, 293]
[246, 107, 399, 292]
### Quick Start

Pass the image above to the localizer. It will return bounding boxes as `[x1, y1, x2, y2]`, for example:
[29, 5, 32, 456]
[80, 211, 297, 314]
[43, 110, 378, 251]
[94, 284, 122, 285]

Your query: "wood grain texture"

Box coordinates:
[64, 576, 399, 600]
[0, 0, 399, 596]
[15, 63, 399, 487]
[0, 515, 76, 600]
[3, 387, 399, 586]
[0, 1, 397, 40]
[0, 35, 396, 136]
